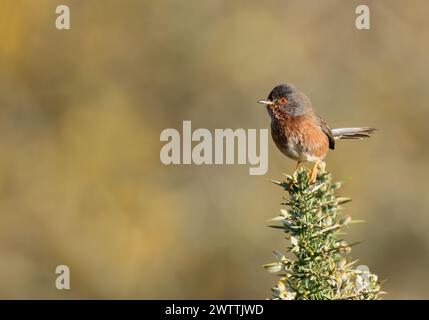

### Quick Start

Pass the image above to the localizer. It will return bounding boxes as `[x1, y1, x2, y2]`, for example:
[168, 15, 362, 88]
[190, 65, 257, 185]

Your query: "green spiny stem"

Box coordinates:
[265, 166, 382, 300]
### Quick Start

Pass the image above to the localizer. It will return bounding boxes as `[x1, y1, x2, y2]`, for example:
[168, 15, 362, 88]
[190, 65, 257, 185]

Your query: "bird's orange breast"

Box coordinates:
[271, 113, 329, 161]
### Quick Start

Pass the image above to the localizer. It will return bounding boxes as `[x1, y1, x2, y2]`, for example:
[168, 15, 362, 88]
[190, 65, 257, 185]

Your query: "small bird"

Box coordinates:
[258, 83, 376, 183]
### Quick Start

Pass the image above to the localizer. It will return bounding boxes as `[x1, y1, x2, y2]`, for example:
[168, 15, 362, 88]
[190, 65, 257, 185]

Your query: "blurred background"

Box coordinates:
[0, 0, 428, 299]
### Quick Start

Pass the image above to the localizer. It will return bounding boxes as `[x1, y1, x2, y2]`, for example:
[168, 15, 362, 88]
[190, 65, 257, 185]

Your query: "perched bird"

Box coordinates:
[258, 83, 376, 182]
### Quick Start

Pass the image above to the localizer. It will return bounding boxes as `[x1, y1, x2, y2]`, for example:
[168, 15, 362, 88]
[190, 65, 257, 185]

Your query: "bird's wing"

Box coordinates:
[317, 115, 335, 150]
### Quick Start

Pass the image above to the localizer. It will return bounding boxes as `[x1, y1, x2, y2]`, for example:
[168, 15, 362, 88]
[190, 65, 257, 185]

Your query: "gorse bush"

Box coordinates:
[265, 166, 382, 300]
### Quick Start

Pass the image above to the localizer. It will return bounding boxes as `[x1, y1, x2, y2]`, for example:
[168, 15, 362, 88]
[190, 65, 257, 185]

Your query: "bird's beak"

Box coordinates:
[257, 100, 274, 105]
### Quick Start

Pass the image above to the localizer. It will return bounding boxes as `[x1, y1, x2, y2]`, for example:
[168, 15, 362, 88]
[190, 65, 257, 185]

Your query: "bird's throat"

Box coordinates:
[267, 105, 280, 118]
[267, 105, 288, 122]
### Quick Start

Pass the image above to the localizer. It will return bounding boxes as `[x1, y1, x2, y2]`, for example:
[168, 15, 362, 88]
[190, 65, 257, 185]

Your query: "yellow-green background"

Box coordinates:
[0, 0, 428, 299]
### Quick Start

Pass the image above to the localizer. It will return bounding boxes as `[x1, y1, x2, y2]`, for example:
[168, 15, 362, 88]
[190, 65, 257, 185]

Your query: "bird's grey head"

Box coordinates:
[258, 83, 312, 117]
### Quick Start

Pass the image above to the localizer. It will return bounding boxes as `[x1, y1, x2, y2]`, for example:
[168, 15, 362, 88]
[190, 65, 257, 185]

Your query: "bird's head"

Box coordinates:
[258, 83, 311, 117]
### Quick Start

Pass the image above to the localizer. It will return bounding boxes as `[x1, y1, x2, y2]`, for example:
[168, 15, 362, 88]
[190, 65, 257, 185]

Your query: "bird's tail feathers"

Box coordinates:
[331, 127, 377, 140]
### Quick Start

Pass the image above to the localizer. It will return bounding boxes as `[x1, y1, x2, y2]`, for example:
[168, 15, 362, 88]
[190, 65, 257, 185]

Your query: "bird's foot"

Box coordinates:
[309, 160, 322, 184]
[309, 172, 317, 184]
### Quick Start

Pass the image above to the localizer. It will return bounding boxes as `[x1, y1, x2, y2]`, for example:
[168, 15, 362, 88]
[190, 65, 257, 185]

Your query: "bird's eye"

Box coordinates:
[278, 97, 287, 105]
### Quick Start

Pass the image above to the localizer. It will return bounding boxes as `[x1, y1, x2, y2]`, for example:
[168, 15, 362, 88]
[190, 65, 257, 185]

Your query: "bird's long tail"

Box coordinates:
[331, 127, 377, 140]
